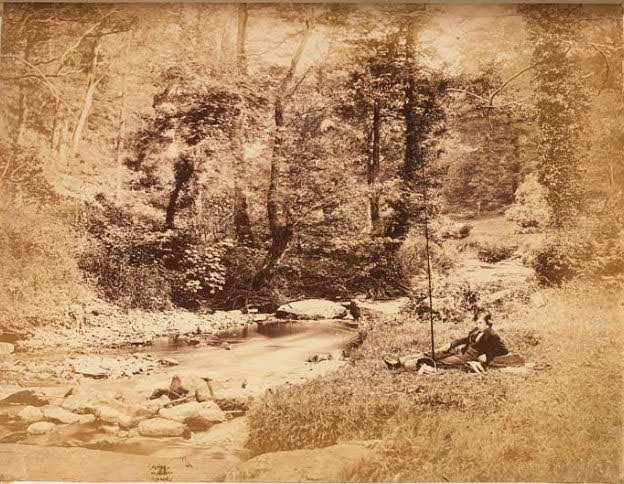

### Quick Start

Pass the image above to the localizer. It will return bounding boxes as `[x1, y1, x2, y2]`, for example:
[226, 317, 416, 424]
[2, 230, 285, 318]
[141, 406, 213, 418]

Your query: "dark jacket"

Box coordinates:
[451, 327, 509, 363]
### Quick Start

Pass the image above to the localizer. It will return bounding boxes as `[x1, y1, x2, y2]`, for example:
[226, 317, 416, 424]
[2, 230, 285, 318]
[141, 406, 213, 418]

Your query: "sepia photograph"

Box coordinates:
[0, 2, 622, 482]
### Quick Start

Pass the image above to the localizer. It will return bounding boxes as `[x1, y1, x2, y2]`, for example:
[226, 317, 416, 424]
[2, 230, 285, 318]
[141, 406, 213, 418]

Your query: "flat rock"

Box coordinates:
[42, 405, 81, 424]
[27, 421, 57, 435]
[276, 299, 348, 320]
[159, 357, 180, 367]
[192, 417, 249, 450]
[62, 394, 95, 414]
[158, 401, 202, 422]
[225, 441, 377, 482]
[186, 401, 227, 430]
[94, 405, 133, 427]
[78, 414, 96, 424]
[70, 359, 109, 378]
[138, 418, 190, 438]
[17, 405, 44, 423]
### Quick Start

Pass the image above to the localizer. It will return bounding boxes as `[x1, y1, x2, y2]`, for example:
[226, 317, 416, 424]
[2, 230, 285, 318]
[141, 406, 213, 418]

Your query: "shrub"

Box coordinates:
[476, 241, 517, 263]
[80, 196, 231, 310]
[505, 173, 551, 229]
[531, 240, 577, 286]
[531, 223, 624, 286]
[403, 279, 483, 324]
[438, 217, 473, 239]
[398, 234, 459, 278]
[210, 245, 280, 311]
[278, 237, 412, 301]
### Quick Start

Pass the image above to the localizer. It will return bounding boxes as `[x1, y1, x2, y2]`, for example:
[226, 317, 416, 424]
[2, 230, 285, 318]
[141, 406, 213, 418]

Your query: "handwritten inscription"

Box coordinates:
[151, 464, 173, 482]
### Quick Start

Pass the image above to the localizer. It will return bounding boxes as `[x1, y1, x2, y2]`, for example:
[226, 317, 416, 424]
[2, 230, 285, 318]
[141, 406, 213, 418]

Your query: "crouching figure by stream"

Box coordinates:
[385, 311, 522, 373]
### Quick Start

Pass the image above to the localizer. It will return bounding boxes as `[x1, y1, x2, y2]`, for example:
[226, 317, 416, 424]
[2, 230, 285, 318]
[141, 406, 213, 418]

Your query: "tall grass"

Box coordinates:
[247, 283, 623, 482]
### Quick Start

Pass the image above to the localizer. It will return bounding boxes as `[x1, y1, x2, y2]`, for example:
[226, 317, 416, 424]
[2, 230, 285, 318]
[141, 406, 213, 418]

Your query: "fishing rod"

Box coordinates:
[420, 160, 435, 363]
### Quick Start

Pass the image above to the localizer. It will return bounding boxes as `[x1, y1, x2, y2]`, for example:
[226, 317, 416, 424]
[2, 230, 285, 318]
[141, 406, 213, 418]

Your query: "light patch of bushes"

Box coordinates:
[505, 173, 551, 230]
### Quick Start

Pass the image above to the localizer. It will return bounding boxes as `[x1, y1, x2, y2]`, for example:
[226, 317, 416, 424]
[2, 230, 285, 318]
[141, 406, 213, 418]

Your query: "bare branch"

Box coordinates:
[488, 61, 540, 105]
[55, 21, 103, 73]
[286, 65, 313, 100]
[1, 69, 82, 81]
[448, 88, 489, 104]
[0, 54, 65, 105]
[587, 42, 610, 94]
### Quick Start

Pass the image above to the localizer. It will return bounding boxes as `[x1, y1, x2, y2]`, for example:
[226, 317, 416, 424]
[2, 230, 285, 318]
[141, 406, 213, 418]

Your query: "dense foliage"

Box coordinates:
[0, 4, 621, 327]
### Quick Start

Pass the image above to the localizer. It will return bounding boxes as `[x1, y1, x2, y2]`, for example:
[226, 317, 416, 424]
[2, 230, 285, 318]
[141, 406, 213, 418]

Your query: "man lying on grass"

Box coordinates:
[435, 310, 509, 373]
[385, 310, 510, 373]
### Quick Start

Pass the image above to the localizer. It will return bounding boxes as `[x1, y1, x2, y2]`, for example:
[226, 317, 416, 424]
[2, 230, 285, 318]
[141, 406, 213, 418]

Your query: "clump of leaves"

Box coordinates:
[170, 239, 233, 309]
[403, 279, 483, 324]
[477, 241, 517, 264]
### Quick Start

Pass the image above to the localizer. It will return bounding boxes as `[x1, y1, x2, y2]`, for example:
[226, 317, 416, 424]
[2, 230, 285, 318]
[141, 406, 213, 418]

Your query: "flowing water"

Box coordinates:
[0, 319, 356, 457]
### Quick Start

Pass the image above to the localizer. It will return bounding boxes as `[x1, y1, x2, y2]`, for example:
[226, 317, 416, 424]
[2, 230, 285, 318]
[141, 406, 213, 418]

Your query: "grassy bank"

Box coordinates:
[247, 282, 623, 482]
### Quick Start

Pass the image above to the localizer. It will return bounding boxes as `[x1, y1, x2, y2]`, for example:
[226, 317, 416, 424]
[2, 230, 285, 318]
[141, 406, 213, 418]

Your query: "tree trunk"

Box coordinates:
[71, 40, 101, 157]
[252, 19, 312, 290]
[231, 2, 254, 246]
[50, 98, 60, 148]
[236, 4, 248, 76]
[386, 20, 420, 239]
[165, 181, 184, 229]
[15, 43, 32, 146]
[15, 85, 28, 146]
[115, 79, 127, 202]
[232, 110, 254, 245]
[368, 99, 381, 231]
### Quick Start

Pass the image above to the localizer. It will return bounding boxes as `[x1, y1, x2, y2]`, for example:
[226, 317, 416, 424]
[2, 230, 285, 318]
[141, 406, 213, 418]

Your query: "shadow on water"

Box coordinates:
[151, 319, 354, 351]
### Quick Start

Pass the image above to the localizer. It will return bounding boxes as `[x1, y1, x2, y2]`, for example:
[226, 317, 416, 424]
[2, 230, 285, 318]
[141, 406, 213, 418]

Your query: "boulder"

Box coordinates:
[159, 357, 180, 367]
[158, 401, 202, 422]
[186, 401, 226, 430]
[94, 405, 124, 425]
[0, 389, 48, 406]
[70, 358, 108, 378]
[177, 375, 214, 403]
[138, 418, 190, 438]
[42, 405, 81, 424]
[128, 396, 170, 418]
[27, 421, 57, 435]
[0, 342, 15, 354]
[61, 394, 95, 414]
[17, 405, 44, 423]
[276, 299, 347, 320]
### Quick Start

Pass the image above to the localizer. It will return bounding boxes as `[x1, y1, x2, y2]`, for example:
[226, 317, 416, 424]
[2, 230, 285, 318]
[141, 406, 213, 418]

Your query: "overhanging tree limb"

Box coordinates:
[0, 54, 66, 105]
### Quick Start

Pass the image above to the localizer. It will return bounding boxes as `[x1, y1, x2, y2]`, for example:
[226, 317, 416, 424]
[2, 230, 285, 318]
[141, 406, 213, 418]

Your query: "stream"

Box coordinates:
[0, 320, 355, 461]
